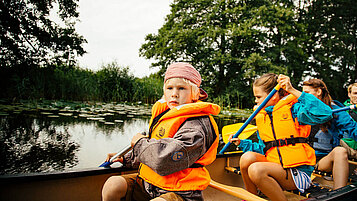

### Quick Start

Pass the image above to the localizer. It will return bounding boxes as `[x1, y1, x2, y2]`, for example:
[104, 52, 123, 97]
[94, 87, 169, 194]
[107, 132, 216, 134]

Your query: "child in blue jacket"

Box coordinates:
[302, 78, 357, 189]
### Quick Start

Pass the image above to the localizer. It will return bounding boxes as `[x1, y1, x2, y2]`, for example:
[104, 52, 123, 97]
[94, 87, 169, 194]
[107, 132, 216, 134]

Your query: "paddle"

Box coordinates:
[99, 144, 132, 167]
[222, 123, 257, 144]
[219, 84, 281, 154]
[331, 104, 356, 113]
[220, 103, 355, 147]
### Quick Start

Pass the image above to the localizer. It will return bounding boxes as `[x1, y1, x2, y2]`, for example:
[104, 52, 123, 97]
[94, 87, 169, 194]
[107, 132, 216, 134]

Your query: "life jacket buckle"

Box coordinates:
[278, 139, 287, 146]
[290, 135, 296, 146]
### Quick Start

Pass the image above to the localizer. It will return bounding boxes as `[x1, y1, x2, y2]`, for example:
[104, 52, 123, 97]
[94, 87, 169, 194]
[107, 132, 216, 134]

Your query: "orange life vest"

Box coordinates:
[139, 100, 220, 191]
[256, 94, 316, 168]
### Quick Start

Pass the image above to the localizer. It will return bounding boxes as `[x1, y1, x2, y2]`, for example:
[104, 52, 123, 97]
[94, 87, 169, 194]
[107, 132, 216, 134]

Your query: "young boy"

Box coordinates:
[344, 83, 357, 121]
[102, 62, 220, 201]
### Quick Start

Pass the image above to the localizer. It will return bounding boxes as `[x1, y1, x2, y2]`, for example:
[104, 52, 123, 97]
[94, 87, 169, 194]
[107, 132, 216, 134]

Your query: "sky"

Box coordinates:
[74, 0, 173, 78]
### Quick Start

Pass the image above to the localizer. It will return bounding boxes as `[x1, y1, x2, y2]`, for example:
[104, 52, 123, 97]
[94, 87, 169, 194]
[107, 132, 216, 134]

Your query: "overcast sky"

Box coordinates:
[74, 0, 173, 77]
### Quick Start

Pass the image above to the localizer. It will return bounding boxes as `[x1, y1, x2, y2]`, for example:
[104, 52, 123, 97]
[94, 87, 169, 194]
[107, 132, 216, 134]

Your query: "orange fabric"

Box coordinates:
[256, 94, 316, 168]
[139, 100, 220, 191]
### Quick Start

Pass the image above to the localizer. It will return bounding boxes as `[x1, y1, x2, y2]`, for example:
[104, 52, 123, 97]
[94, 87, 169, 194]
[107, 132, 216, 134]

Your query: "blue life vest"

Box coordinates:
[309, 100, 351, 153]
[311, 129, 333, 152]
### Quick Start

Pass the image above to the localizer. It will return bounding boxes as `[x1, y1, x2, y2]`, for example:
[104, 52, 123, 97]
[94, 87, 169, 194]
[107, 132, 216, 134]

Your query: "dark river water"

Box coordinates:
[0, 105, 244, 175]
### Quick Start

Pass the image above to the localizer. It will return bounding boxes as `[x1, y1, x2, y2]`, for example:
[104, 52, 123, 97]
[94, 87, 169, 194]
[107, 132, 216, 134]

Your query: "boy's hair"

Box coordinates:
[164, 78, 200, 101]
[253, 73, 286, 98]
[347, 83, 357, 94]
[302, 78, 332, 132]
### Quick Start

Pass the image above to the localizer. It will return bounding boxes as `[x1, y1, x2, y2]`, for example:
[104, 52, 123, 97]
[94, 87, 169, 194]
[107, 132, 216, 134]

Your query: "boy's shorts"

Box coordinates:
[122, 173, 203, 201]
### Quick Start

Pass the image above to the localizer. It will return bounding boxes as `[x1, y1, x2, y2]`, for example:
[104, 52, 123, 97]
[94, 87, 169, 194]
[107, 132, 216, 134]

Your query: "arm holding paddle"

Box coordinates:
[218, 83, 281, 154]
[100, 132, 147, 168]
[220, 75, 294, 154]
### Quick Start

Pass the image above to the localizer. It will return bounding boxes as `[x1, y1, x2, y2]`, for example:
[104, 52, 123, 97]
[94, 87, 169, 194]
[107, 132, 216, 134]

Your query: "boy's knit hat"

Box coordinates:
[164, 62, 208, 100]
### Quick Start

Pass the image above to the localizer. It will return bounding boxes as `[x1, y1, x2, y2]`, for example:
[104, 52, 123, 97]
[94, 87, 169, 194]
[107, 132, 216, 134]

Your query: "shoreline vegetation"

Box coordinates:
[0, 99, 253, 121]
[0, 61, 254, 113]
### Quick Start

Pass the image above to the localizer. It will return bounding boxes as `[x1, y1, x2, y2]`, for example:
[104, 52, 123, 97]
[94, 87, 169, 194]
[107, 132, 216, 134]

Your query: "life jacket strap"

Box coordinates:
[264, 136, 308, 153]
[189, 163, 204, 168]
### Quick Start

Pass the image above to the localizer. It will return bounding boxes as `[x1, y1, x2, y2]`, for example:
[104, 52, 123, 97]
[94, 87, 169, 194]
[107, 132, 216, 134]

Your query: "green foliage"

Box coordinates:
[133, 75, 163, 104]
[0, 62, 163, 104]
[96, 62, 135, 102]
[1, 0, 356, 106]
[302, 0, 357, 101]
[0, 0, 86, 68]
[140, 0, 308, 108]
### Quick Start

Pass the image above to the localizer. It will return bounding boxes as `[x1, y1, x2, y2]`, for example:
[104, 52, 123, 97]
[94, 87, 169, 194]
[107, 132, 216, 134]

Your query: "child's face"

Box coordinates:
[302, 85, 321, 99]
[164, 78, 194, 109]
[253, 86, 278, 107]
[349, 86, 357, 104]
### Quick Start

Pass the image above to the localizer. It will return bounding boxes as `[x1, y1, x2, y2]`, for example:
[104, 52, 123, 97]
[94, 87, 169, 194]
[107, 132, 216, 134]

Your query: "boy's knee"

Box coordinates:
[102, 176, 127, 201]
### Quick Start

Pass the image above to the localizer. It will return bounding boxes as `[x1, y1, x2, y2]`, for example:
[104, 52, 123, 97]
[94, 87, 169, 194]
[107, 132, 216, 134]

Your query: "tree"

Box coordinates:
[303, 0, 357, 101]
[139, 0, 306, 107]
[0, 0, 86, 68]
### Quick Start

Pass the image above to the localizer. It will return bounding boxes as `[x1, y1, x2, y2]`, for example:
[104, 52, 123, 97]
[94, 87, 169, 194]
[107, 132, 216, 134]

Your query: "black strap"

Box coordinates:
[349, 110, 357, 122]
[189, 163, 204, 168]
[264, 136, 308, 153]
[148, 108, 170, 138]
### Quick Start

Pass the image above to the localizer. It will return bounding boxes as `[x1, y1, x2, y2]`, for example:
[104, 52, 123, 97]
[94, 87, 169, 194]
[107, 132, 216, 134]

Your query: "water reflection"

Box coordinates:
[0, 113, 79, 174]
[0, 111, 150, 175]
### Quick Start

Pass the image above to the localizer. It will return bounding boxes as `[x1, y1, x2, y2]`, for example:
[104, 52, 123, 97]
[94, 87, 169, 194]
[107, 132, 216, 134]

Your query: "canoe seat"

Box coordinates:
[288, 182, 332, 198]
[348, 159, 357, 165]
[313, 169, 332, 177]
[313, 169, 357, 183]
[225, 166, 241, 175]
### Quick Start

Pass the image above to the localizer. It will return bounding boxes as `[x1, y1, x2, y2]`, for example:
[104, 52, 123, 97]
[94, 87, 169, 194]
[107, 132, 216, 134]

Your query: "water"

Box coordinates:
[0, 105, 246, 175]
[0, 109, 151, 175]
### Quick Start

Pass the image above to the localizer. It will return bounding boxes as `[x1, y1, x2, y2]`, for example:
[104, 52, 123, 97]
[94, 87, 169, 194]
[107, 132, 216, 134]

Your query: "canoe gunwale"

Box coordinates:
[0, 166, 135, 184]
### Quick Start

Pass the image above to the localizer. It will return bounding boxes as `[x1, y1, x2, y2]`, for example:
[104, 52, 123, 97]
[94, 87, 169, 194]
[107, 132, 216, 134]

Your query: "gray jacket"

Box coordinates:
[123, 116, 216, 176]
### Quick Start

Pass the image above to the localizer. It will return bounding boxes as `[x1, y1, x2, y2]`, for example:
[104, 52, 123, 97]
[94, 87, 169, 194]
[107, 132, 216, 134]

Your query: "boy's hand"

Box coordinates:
[105, 153, 123, 163]
[131, 133, 147, 147]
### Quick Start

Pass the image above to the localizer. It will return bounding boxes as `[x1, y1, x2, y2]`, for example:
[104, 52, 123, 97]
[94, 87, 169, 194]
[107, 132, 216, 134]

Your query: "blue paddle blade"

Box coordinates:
[99, 161, 112, 167]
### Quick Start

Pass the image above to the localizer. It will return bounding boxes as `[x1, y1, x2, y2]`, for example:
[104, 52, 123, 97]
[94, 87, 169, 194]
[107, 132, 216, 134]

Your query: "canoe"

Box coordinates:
[0, 152, 356, 201]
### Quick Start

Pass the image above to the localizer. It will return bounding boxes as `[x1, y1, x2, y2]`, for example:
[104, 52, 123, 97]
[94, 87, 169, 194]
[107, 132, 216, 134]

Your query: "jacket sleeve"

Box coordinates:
[132, 116, 215, 176]
[122, 151, 141, 169]
[330, 104, 357, 141]
[292, 92, 333, 125]
[238, 132, 265, 154]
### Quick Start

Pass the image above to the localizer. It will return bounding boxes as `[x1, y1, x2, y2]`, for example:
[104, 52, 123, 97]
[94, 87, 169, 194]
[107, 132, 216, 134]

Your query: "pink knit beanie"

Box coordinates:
[164, 62, 208, 100]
